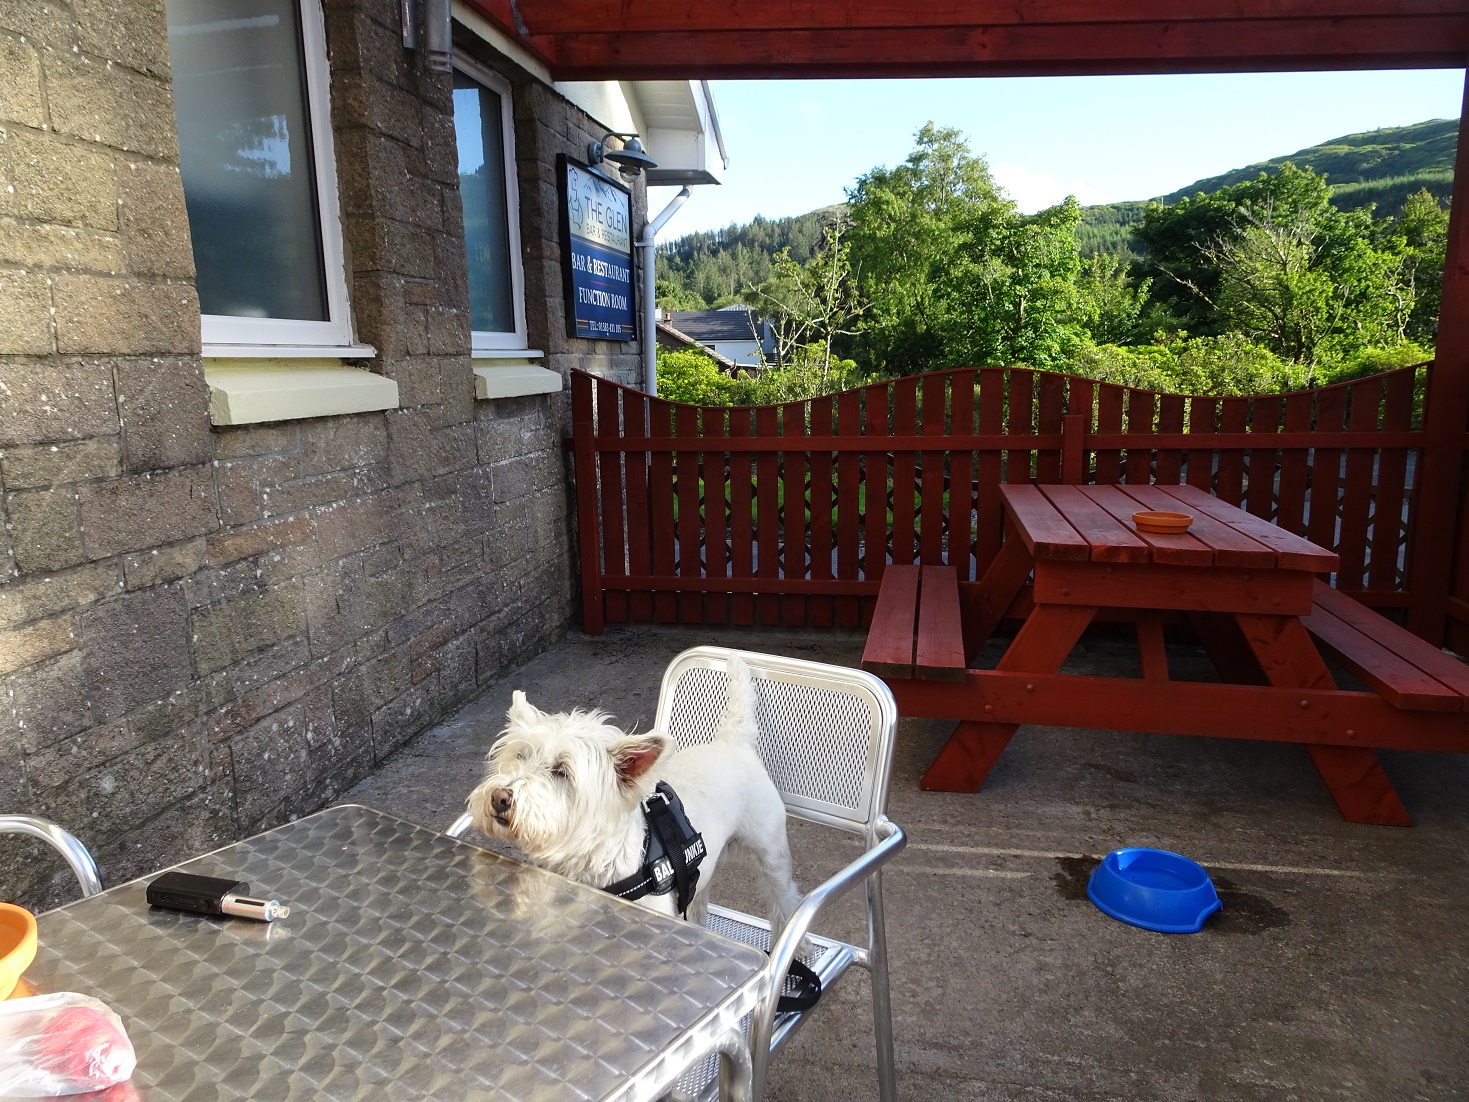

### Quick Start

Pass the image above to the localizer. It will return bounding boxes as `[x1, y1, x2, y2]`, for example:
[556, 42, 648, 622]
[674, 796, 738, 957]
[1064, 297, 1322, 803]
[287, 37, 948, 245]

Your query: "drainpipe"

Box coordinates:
[639, 186, 692, 395]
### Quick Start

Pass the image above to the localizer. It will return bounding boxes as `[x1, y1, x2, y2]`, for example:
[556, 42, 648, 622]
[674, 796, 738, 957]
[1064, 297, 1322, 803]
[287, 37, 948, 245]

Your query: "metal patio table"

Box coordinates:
[23, 804, 765, 1101]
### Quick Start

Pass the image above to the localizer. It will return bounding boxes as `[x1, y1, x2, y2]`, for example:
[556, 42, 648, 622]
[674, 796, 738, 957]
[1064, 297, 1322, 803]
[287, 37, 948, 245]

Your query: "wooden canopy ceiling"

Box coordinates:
[467, 1, 1469, 80]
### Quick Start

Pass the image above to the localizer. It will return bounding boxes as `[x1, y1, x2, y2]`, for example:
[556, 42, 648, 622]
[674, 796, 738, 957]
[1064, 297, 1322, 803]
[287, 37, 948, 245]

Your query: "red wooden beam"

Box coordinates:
[541, 17, 1469, 79]
[521, 0, 1469, 35]
[460, 0, 559, 67]
[1409, 64, 1469, 646]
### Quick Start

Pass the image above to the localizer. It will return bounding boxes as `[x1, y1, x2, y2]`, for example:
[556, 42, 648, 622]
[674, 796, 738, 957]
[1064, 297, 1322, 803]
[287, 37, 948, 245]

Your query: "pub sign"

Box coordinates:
[559, 155, 636, 341]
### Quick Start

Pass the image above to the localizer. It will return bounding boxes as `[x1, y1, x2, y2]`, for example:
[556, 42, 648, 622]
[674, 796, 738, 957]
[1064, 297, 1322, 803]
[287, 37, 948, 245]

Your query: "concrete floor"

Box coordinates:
[341, 625, 1469, 1102]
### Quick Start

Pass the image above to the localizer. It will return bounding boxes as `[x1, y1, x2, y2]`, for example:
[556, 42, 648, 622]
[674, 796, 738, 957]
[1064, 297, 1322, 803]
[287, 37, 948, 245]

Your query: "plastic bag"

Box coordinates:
[0, 993, 136, 1097]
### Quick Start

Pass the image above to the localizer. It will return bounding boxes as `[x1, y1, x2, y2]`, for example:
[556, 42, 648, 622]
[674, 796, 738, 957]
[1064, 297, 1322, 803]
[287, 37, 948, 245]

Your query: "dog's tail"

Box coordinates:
[713, 654, 759, 747]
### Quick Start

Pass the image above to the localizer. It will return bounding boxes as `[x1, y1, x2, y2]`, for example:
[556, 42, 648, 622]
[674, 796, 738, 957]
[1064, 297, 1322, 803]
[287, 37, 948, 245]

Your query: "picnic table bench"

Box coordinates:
[862, 483, 1469, 826]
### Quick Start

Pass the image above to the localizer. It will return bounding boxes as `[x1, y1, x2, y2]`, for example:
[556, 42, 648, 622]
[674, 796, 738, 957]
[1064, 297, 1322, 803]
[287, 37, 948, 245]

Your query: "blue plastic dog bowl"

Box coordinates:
[1087, 848, 1222, 934]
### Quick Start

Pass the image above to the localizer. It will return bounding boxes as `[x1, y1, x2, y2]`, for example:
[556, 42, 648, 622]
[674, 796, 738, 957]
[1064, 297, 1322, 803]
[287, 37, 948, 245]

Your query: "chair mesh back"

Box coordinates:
[656, 648, 896, 832]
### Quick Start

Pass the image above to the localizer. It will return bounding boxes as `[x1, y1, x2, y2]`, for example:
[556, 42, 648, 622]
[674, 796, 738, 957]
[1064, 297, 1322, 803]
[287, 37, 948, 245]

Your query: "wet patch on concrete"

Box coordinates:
[1053, 854, 1101, 901]
[1206, 874, 1292, 935]
[1053, 857, 1291, 935]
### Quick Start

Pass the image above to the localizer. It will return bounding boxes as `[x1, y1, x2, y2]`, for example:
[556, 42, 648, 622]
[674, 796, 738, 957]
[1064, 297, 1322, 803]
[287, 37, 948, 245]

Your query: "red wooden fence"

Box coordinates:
[570, 364, 1428, 634]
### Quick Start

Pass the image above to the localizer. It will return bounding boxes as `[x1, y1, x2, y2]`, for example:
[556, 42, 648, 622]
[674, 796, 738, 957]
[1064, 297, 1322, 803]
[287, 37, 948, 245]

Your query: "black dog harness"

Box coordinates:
[601, 780, 822, 1014]
[603, 781, 707, 917]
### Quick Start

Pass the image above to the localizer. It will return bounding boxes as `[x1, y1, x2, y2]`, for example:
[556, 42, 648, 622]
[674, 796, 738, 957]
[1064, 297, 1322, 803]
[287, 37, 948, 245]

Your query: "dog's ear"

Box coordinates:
[507, 689, 541, 728]
[609, 732, 671, 787]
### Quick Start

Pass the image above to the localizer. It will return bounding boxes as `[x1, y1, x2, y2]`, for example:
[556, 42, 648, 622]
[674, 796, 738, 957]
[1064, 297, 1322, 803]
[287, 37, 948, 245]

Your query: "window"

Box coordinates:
[451, 57, 528, 352]
[166, 0, 361, 355]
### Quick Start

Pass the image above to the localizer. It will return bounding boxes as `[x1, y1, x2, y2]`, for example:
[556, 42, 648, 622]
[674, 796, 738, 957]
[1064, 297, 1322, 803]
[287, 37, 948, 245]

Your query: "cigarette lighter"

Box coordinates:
[146, 871, 291, 922]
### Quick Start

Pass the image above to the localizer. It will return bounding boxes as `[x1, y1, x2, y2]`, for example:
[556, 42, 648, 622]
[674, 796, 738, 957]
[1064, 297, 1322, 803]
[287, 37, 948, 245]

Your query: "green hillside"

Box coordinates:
[1081, 118, 1456, 256]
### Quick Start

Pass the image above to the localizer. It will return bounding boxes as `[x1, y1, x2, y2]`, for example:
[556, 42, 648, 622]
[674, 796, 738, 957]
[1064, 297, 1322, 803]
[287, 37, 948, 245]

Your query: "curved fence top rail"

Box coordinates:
[574, 362, 1430, 415]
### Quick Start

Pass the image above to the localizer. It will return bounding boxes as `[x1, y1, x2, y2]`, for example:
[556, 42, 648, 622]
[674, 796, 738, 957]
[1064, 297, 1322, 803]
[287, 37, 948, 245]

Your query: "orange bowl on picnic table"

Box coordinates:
[1133, 510, 1193, 534]
[0, 902, 38, 1000]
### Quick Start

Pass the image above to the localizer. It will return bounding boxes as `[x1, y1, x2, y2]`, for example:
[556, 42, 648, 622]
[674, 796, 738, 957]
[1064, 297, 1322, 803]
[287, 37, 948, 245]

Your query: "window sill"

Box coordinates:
[203, 342, 377, 359]
[205, 361, 400, 426]
[471, 348, 544, 361]
[473, 364, 563, 400]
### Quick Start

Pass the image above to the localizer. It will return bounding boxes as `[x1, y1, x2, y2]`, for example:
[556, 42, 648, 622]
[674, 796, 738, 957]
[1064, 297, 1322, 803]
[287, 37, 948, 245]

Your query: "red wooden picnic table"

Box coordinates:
[863, 482, 1469, 827]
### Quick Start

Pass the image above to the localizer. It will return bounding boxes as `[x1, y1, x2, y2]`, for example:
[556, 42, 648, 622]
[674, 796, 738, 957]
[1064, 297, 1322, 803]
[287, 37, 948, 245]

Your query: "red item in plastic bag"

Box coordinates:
[0, 992, 136, 1097]
[31, 1007, 134, 1085]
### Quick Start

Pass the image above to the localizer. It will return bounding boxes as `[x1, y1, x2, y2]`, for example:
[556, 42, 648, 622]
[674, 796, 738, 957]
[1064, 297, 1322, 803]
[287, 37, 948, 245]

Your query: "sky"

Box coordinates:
[648, 70, 1464, 236]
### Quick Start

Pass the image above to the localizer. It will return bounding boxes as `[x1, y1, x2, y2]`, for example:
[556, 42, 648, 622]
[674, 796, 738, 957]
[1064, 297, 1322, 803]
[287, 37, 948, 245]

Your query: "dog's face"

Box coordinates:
[467, 691, 670, 867]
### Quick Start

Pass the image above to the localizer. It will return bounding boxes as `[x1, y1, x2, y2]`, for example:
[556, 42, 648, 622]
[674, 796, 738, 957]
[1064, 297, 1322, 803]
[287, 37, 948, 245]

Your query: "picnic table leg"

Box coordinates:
[1234, 614, 1413, 827]
[957, 531, 1033, 662]
[922, 603, 1097, 792]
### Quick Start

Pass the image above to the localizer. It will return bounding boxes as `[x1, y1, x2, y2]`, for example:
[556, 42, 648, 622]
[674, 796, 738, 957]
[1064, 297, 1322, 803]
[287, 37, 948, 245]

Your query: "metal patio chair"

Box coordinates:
[444, 646, 906, 1102]
[0, 815, 104, 899]
[655, 646, 906, 1102]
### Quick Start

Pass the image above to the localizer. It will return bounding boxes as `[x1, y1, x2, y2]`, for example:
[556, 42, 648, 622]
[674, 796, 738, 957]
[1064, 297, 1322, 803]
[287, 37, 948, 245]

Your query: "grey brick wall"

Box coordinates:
[0, 0, 639, 908]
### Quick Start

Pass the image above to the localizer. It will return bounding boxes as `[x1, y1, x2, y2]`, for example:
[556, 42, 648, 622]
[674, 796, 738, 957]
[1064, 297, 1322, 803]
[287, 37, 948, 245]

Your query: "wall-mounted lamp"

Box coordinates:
[588, 133, 657, 179]
[402, 0, 452, 73]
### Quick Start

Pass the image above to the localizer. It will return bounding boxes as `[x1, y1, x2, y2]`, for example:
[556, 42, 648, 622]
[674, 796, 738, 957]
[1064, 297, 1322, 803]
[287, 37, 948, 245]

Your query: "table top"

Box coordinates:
[1001, 483, 1338, 572]
[24, 805, 766, 1102]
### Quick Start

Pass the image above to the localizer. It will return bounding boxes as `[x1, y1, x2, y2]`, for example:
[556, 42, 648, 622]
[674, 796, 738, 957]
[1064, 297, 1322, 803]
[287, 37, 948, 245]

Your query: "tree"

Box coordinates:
[1069, 253, 1153, 346]
[1389, 188, 1449, 344]
[1133, 164, 1420, 367]
[846, 123, 1009, 374]
[846, 124, 1085, 373]
[744, 215, 868, 378]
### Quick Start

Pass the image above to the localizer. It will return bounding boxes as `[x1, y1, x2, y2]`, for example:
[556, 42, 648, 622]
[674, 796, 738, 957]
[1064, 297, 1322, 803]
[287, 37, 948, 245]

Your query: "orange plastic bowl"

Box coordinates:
[0, 902, 38, 1000]
[1133, 510, 1193, 534]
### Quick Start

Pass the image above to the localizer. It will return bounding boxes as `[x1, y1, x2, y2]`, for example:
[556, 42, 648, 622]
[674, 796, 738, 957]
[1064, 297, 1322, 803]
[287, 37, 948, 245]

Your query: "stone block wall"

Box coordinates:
[0, 0, 642, 908]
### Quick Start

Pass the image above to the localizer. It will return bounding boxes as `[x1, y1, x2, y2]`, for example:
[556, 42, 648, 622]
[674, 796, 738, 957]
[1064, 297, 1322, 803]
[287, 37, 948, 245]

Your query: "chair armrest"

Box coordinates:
[755, 817, 906, 1037]
[444, 812, 474, 839]
[0, 815, 103, 897]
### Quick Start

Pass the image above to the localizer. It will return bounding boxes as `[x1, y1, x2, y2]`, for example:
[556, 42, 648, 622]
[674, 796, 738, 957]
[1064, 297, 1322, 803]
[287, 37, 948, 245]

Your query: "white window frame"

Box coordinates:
[452, 52, 528, 354]
[195, 0, 366, 358]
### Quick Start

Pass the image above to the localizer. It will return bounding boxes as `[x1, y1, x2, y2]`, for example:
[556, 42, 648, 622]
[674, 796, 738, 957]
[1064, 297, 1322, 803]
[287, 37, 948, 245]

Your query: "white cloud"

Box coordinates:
[797, 99, 826, 119]
[992, 162, 1106, 213]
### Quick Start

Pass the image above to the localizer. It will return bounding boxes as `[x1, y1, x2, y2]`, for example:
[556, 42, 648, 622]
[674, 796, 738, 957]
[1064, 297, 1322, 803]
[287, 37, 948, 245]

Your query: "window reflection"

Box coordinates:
[166, 0, 329, 321]
[453, 74, 515, 334]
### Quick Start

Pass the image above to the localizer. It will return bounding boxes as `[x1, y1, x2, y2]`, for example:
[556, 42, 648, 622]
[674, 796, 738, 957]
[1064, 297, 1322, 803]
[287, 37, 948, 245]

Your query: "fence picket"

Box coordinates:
[975, 369, 1005, 572]
[951, 372, 977, 577]
[623, 389, 652, 622]
[809, 395, 836, 628]
[597, 379, 628, 624]
[782, 401, 810, 626]
[1370, 368, 1415, 595]
[701, 405, 729, 625]
[1216, 397, 1250, 505]
[1307, 385, 1347, 556]
[1276, 391, 1314, 535]
[835, 390, 862, 626]
[1125, 389, 1154, 484]
[920, 373, 948, 564]
[1036, 372, 1066, 483]
[755, 404, 781, 625]
[1007, 370, 1034, 485]
[1337, 378, 1382, 590]
[1186, 396, 1217, 491]
[648, 398, 677, 622]
[1094, 384, 1124, 485]
[892, 377, 919, 565]
[728, 406, 755, 626]
[1245, 395, 1281, 520]
[864, 381, 890, 609]
[1155, 393, 1186, 484]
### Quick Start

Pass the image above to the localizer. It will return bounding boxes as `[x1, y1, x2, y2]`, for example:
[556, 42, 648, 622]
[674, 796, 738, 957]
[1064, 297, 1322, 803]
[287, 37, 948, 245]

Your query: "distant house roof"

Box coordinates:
[668, 308, 764, 344]
[655, 321, 740, 372]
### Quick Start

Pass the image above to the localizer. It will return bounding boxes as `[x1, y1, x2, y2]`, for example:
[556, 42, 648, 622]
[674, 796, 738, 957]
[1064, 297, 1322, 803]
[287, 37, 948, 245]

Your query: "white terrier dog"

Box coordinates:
[467, 655, 802, 936]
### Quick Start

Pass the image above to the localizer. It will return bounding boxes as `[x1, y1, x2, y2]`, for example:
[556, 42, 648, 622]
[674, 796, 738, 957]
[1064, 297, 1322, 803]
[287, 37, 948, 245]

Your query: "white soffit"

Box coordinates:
[632, 80, 727, 186]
